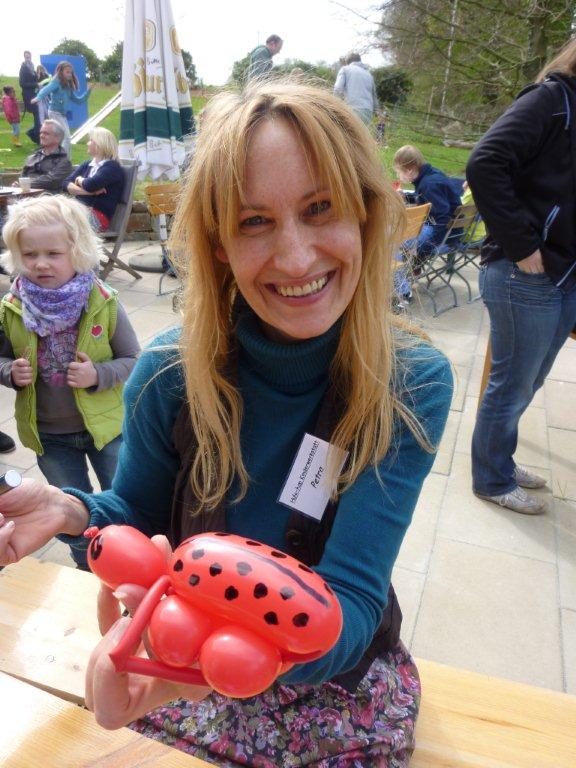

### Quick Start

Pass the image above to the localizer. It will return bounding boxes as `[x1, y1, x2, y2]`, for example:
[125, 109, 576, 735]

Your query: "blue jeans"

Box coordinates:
[37, 431, 122, 568]
[472, 259, 576, 496]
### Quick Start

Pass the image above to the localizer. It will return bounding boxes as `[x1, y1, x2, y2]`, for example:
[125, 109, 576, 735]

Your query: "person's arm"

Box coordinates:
[90, 302, 141, 391]
[80, 161, 123, 193]
[466, 84, 557, 262]
[334, 67, 346, 97]
[421, 179, 454, 229]
[0, 326, 17, 388]
[59, 331, 184, 544]
[281, 344, 454, 684]
[70, 87, 91, 104]
[0, 331, 183, 566]
[31, 155, 74, 191]
[33, 78, 58, 101]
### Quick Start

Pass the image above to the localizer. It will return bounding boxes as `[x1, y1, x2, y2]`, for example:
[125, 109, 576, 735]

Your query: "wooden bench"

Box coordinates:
[1, 558, 575, 766]
[0, 671, 210, 767]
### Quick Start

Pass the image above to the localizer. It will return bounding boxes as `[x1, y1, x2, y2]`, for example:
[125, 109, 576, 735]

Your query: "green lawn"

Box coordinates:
[1, 78, 471, 189]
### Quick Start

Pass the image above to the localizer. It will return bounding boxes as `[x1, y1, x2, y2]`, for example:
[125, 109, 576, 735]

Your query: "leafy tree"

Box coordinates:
[377, 0, 575, 126]
[371, 66, 412, 104]
[230, 54, 251, 85]
[181, 49, 198, 87]
[52, 39, 101, 81]
[101, 42, 123, 85]
[275, 58, 337, 85]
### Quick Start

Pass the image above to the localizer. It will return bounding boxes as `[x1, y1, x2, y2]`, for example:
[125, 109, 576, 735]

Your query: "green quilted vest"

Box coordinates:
[0, 281, 124, 455]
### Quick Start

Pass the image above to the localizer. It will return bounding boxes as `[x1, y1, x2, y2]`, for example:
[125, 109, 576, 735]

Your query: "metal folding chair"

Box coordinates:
[144, 183, 181, 297]
[412, 203, 480, 316]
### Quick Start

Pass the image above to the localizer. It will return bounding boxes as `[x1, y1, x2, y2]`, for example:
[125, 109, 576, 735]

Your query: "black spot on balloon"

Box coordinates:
[91, 534, 103, 561]
[225, 586, 239, 601]
[173, 559, 184, 572]
[280, 586, 295, 600]
[254, 583, 268, 599]
[236, 561, 252, 576]
[245, 540, 262, 546]
[264, 611, 279, 625]
[188, 574, 200, 586]
[191, 548, 205, 560]
[298, 564, 313, 573]
[209, 563, 222, 576]
[293, 613, 309, 627]
[324, 583, 333, 595]
[214, 532, 230, 537]
[270, 550, 287, 559]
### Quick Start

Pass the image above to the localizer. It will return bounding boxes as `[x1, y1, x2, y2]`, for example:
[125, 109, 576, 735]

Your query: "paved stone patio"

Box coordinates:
[1, 243, 574, 694]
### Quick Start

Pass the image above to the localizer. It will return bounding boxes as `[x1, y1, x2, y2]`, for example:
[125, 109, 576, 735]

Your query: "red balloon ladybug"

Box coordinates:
[85, 525, 343, 698]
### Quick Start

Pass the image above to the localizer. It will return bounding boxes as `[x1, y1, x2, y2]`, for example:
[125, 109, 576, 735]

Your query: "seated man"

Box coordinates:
[16, 119, 73, 192]
[393, 145, 462, 268]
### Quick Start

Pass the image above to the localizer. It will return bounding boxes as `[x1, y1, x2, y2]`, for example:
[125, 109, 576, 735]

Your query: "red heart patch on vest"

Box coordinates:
[91, 324, 104, 338]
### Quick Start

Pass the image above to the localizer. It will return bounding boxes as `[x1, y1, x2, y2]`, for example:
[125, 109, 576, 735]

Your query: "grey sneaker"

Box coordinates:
[514, 465, 547, 489]
[475, 486, 547, 515]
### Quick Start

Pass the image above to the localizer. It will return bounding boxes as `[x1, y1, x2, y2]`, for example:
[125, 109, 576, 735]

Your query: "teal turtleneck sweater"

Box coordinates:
[64, 311, 452, 685]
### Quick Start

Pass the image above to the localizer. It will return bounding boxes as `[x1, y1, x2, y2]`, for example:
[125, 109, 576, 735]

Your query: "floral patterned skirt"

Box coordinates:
[130, 642, 420, 767]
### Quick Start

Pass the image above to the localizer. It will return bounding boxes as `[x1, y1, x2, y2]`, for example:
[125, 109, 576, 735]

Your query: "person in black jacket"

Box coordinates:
[63, 127, 124, 231]
[393, 145, 462, 267]
[18, 50, 40, 144]
[467, 38, 576, 516]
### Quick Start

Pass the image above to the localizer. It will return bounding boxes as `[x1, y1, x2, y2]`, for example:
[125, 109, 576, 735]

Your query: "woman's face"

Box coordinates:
[87, 138, 100, 158]
[216, 119, 362, 343]
[62, 66, 73, 80]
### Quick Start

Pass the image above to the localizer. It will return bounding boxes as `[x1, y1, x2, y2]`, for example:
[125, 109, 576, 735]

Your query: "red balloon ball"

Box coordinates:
[200, 625, 282, 698]
[87, 525, 166, 590]
[149, 596, 213, 668]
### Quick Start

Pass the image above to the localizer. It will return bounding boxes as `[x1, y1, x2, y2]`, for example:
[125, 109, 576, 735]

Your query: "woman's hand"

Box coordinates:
[517, 249, 545, 274]
[75, 176, 85, 187]
[67, 352, 98, 388]
[88, 534, 211, 729]
[11, 358, 33, 387]
[85, 616, 212, 730]
[0, 480, 90, 565]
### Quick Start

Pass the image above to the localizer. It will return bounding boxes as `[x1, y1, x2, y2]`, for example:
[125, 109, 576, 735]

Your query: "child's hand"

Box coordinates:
[11, 358, 33, 387]
[67, 351, 98, 388]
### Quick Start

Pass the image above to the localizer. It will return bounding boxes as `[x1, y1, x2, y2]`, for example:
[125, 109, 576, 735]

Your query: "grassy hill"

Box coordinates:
[0, 79, 471, 184]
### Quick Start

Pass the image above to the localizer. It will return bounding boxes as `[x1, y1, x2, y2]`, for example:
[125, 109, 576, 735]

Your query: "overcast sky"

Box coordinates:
[1, 1, 384, 85]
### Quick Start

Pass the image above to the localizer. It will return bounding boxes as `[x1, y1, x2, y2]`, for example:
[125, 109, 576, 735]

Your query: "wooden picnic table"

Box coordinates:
[1, 556, 576, 767]
[0, 186, 43, 219]
[0, 671, 210, 767]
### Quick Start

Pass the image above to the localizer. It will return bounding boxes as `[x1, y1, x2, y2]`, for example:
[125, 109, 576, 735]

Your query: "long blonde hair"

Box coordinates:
[536, 38, 576, 82]
[170, 80, 429, 512]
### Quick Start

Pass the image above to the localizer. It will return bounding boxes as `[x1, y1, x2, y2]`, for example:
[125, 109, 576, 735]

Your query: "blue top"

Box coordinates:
[415, 163, 462, 232]
[63, 159, 124, 220]
[35, 77, 89, 116]
[62, 311, 453, 684]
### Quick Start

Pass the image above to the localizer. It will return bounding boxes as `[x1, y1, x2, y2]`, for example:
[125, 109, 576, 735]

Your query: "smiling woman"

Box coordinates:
[0, 81, 453, 767]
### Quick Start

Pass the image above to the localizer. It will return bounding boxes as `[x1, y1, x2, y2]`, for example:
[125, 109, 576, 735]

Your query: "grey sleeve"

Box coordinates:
[92, 302, 141, 392]
[334, 68, 346, 97]
[0, 326, 16, 388]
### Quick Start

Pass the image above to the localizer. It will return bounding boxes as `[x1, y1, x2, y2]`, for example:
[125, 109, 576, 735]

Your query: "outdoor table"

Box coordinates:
[0, 556, 100, 704]
[0, 671, 210, 768]
[0, 186, 43, 219]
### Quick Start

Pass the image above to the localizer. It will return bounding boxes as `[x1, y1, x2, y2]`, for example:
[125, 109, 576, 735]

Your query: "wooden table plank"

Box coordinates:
[0, 557, 100, 704]
[413, 658, 576, 767]
[0, 672, 211, 767]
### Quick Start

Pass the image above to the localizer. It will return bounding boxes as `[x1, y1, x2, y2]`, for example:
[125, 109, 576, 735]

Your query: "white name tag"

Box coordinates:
[278, 433, 348, 521]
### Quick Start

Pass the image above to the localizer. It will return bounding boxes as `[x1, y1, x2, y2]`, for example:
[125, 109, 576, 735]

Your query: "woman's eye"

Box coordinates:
[240, 215, 268, 228]
[307, 200, 331, 216]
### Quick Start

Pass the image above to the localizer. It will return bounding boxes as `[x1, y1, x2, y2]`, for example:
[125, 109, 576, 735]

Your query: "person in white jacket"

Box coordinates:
[334, 53, 378, 124]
